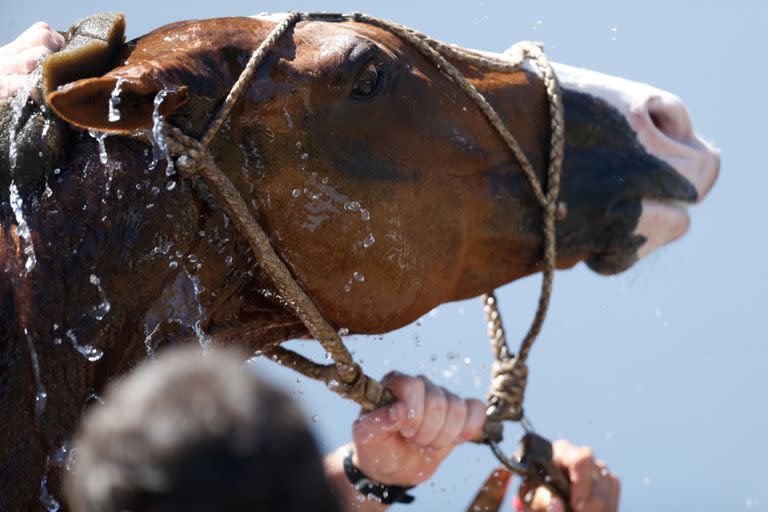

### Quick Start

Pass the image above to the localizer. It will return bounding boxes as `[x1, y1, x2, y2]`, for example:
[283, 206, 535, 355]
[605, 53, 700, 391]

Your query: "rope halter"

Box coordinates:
[160, 10, 565, 441]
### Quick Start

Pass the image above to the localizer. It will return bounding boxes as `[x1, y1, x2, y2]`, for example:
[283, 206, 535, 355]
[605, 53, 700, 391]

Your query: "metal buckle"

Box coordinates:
[486, 419, 572, 507]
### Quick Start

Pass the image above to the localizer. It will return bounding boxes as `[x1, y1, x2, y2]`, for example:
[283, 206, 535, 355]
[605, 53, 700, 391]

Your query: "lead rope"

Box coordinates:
[162, 9, 564, 440]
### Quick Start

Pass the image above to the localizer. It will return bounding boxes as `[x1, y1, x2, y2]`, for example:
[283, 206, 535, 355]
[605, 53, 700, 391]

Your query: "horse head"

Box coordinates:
[47, 14, 719, 335]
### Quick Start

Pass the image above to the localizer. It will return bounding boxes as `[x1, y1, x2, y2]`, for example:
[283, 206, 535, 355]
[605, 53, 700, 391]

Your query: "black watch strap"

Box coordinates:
[343, 447, 416, 505]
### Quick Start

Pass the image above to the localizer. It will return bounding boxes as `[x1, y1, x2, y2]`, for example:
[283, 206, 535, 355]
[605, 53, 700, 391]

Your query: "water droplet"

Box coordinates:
[295, 141, 303, 150]
[9, 182, 37, 273]
[108, 76, 126, 122]
[363, 233, 376, 248]
[225, 255, 234, 266]
[344, 201, 361, 212]
[353, 272, 365, 283]
[150, 88, 177, 176]
[89, 130, 109, 165]
[338, 327, 349, 336]
[292, 188, 301, 198]
[327, 379, 339, 389]
[89, 274, 111, 320]
[169, 260, 178, 269]
[300, 153, 309, 161]
[407, 409, 416, 419]
[360, 209, 370, 222]
[66, 329, 103, 362]
[39, 475, 60, 511]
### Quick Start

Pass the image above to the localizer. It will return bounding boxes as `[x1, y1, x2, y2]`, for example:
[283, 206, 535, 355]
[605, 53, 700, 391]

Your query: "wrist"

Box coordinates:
[344, 446, 416, 505]
[324, 446, 390, 512]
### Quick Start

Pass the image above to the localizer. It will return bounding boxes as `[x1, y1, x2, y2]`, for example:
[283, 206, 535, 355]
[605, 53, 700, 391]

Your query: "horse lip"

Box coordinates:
[640, 166, 700, 205]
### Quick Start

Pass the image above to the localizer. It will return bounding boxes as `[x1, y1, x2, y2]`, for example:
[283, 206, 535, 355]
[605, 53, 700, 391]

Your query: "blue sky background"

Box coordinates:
[3, 1, 765, 510]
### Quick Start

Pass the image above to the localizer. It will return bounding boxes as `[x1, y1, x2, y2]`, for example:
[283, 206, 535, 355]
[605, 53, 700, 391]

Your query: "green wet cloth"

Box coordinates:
[42, 12, 126, 97]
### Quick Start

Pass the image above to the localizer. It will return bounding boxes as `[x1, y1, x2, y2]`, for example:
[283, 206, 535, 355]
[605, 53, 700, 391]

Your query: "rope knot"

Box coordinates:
[486, 355, 528, 422]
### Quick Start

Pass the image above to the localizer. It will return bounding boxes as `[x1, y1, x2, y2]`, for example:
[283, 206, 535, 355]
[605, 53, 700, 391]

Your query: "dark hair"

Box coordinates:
[65, 346, 340, 512]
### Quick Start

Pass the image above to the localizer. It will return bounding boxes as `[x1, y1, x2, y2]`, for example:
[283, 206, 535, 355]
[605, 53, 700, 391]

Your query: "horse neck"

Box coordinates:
[35, 134, 304, 373]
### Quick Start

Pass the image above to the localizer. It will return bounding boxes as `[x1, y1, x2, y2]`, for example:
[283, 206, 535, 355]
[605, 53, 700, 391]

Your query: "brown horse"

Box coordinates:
[0, 14, 718, 509]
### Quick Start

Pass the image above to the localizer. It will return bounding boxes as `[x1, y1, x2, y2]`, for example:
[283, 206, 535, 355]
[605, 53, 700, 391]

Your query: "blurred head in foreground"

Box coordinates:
[65, 346, 339, 512]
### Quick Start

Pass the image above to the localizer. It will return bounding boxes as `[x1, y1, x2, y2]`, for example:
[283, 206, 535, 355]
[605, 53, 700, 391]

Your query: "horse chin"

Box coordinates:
[585, 248, 640, 276]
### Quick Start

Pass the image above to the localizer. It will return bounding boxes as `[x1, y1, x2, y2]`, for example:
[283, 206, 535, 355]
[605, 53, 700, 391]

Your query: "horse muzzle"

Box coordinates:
[552, 62, 720, 260]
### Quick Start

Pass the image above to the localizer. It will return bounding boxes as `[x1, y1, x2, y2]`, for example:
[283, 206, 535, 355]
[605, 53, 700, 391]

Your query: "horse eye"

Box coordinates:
[351, 62, 381, 98]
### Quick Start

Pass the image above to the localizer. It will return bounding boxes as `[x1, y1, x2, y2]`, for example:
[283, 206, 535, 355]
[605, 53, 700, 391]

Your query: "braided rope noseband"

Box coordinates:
[162, 12, 565, 440]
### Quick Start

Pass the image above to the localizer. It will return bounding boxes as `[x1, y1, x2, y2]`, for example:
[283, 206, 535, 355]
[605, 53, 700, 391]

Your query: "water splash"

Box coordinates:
[38, 441, 78, 512]
[188, 270, 211, 349]
[38, 474, 60, 512]
[84, 390, 105, 407]
[88, 130, 109, 165]
[8, 66, 42, 171]
[50, 442, 74, 473]
[89, 274, 111, 320]
[9, 181, 37, 273]
[143, 323, 160, 359]
[150, 89, 177, 176]
[66, 329, 103, 362]
[108, 77, 126, 122]
[23, 329, 46, 418]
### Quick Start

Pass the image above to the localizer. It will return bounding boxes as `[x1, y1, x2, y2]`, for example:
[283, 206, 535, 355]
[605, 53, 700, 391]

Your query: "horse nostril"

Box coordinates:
[646, 95, 694, 144]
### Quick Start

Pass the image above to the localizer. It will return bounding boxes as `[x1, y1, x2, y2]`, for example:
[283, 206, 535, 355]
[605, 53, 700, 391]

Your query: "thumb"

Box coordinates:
[352, 402, 406, 446]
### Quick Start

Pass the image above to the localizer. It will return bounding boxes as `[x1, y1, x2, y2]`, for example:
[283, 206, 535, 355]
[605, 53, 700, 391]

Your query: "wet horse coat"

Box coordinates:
[0, 14, 718, 509]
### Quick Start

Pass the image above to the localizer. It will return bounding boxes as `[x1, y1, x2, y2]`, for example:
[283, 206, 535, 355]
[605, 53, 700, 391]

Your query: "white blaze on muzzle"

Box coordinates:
[479, 47, 720, 259]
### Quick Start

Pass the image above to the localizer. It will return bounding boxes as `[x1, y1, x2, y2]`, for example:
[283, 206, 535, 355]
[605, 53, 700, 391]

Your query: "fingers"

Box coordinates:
[0, 22, 63, 101]
[3, 45, 55, 75]
[411, 378, 447, 445]
[0, 22, 64, 57]
[549, 440, 621, 512]
[553, 440, 595, 511]
[381, 371, 425, 439]
[0, 74, 33, 99]
[430, 391, 466, 448]
[352, 401, 404, 447]
[380, 371, 485, 447]
[459, 398, 486, 442]
[590, 461, 621, 512]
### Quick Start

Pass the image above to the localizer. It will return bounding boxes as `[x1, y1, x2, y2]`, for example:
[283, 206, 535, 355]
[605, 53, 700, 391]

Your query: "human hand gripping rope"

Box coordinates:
[158, 11, 570, 511]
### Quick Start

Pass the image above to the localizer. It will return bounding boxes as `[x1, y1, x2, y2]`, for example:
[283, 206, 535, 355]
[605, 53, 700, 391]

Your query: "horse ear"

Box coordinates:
[47, 73, 189, 134]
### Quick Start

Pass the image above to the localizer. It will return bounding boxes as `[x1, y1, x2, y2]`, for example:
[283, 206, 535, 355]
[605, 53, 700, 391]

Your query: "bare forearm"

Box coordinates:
[324, 445, 389, 512]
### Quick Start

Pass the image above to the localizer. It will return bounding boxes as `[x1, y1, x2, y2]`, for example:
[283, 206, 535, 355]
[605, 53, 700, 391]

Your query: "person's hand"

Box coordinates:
[515, 439, 621, 512]
[350, 371, 486, 487]
[0, 22, 64, 99]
